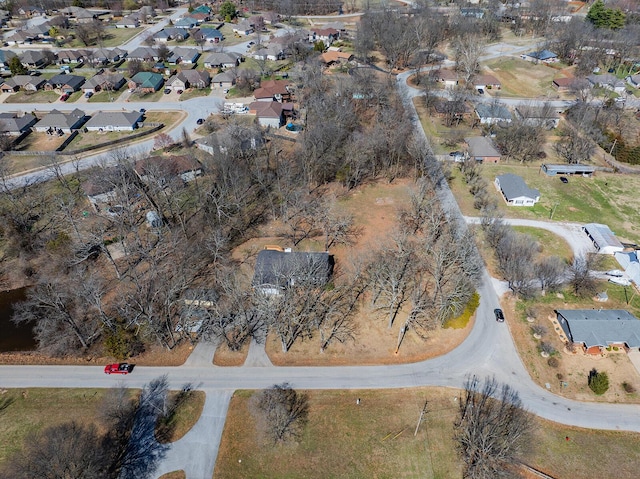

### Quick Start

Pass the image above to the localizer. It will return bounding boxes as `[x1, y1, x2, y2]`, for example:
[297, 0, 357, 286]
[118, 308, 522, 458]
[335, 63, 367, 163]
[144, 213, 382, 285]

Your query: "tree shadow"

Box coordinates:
[0, 395, 15, 413]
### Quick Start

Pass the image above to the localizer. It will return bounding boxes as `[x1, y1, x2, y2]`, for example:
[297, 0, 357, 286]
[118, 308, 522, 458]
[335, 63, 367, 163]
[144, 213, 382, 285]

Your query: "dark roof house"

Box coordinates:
[252, 247, 334, 295]
[33, 108, 87, 133]
[556, 309, 640, 352]
[0, 112, 37, 135]
[494, 173, 540, 206]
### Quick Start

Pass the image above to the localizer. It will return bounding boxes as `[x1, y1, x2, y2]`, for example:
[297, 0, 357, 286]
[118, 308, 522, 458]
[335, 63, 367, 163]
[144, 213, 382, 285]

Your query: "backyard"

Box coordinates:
[483, 57, 565, 98]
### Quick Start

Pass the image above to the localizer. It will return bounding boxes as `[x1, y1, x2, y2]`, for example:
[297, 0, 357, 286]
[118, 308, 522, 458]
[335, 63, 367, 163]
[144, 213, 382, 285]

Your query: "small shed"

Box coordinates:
[541, 164, 595, 177]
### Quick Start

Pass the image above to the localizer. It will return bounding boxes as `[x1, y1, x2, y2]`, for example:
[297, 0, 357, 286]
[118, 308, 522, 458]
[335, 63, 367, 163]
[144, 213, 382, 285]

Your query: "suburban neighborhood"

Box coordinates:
[0, 0, 640, 478]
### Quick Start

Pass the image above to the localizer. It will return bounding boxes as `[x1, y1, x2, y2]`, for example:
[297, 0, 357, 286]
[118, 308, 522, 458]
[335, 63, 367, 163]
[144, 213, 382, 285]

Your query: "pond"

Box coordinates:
[0, 287, 36, 352]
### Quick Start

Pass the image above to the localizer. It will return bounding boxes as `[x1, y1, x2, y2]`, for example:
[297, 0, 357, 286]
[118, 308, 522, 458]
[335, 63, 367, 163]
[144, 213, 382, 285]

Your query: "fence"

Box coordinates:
[7, 123, 164, 157]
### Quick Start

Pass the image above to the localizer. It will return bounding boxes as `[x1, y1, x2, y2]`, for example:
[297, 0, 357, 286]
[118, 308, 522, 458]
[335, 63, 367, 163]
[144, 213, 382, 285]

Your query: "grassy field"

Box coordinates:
[511, 225, 573, 261]
[484, 58, 563, 98]
[4, 90, 60, 104]
[0, 387, 204, 468]
[60, 26, 141, 49]
[215, 387, 640, 479]
[448, 162, 640, 245]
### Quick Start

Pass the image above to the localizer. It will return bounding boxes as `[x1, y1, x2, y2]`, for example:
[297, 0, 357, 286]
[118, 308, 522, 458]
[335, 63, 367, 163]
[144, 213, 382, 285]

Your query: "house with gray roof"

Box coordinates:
[83, 73, 126, 94]
[465, 136, 501, 163]
[514, 106, 560, 129]
[587, 73, 626, 94]
[45, 73, 85, 93]
[84, 111, 143, 131]
[128, 46, 158, 62]
[203, 51, 241, 69]
[20, 49, 50, 68]
[167, 47, 199, 65]
[556, 309, 640, 354]
[475, 103, 512, 125]
[582, 223, 624, 255]
[116, 15, 140, 28]
[522, 49, 558, 63]
[0, 75, 45, 92]
[626, 74, 640, 89]
[175, 17, 198, 28]
[33, 108, 88, 133]
[0, 112, 37, 135]
[0, 49, 17, 68]
[494, 173, 540, 206]
[192, 27, 224, 43]
[252, 247, 334, 295]
[212, 69, 237, 89]
[166, 70, 210, 91]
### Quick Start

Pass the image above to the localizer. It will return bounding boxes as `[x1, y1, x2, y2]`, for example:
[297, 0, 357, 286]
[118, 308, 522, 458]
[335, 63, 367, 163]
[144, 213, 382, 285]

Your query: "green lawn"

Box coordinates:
[130, 89, 165, 102]
[179, 87, 211, 101]
[512, 225, 573, 261]
[4, 90, 60, 104]
[88, 88, 125, 103]
[449, 162, 640, 245]
[484, 58, 561, 98]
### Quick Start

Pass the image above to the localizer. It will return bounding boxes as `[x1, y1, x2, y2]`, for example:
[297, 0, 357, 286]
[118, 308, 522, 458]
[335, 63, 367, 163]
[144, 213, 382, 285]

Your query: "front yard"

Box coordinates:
[4, 90, 60, 104]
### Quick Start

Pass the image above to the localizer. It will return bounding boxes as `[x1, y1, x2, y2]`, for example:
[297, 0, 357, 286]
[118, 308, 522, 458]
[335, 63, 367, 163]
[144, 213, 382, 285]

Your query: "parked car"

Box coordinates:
[60, 94, 69, 101]
[164, 88, 171, 94]
[84, 91, 93, 98]
[477, 88, 485, 95]
[494, 308, 505, 322]
[559, 176, 568, 183]
[177, 89, 183, 94]
[196, 118, 204, 125]
[104, 363, 134, 375]
[139, 108, 146, 113]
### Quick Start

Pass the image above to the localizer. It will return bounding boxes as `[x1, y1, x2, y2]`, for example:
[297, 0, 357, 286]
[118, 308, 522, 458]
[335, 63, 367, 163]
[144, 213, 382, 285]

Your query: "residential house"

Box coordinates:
[138, 5, 156, 23]
[522, 49, 558, 63]
[82, 73, 126, 94]
[128, 72, 164, 92]
[252, 247, 334, 295]
[309, 27, 339, 46]
[88, 48, 126, 65]
[0, 75, 45, 92]
[192, 5, 212, 15]
[33, 108, 88, 133]
[494, 173, 540, 206]
[195, 129, 262, 156]
[185, 12, 210, 23]
[81, 166, 121, 210]
[433, 69, 459, 89]
[475, 103, 512, 125]
[514, 106, 560, 129]
[540, 164, 595, 177]
[0, 49, 17, 70]
[59, 6, 97, 23]
[84, 111, 143, 131]
[582, 223, 624, 255]
[473, 74, 501, 90]
[166, 70, 210, 91]
[202, 51, 241, 69]
[465, 136, 501, 163]
[5, 30, 34, 46]
[253, 79, 290, 102]
[248, 101, 287, 128]
[233, 20, 254, 36]
[0, 112, 37, 135]
[252, 45, 284, 61]
[320, 50, 353, 66]
[555, 309, 640, 354]
[263, 11, 280, 24]
[115, 15, 140, 28]
[20, 50, 50, 68]
[134, 155, 203, 184]
[18, 6, 45, 17]
[167, 47, 199, 65]
[587, 73, 626, 94]
[615, 250, 640, 291]
[128, 46, 158, 62]
[212, 69, 237, 90]
[174, 17, 198, 29]
[192, 27, 224, 43]
[154, 27, 189, 42]
[460, 7, 484, 18]
[552, 77, 574, 91]
[626, 74, 640, 89]
[45, 74, 85, 93]
[25, 23, 51, 39]
[56, 49, 87, 64]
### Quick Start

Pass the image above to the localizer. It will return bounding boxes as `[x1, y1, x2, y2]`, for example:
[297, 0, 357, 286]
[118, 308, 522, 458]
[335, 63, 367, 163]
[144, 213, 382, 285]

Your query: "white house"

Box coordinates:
[84, 111, 143, 132]
[494, 174, 540, 206]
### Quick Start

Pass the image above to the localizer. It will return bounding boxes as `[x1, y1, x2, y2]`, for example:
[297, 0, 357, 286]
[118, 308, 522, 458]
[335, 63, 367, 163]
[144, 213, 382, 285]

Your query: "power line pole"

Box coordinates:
[414, 399, 428, 436]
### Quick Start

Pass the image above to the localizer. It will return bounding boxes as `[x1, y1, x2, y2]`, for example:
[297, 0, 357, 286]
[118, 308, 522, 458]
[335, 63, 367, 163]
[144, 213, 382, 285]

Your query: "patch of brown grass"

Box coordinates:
[213, 342, 250, 367]
[156, 390, 205, 443]
[158, 472, 185, 479]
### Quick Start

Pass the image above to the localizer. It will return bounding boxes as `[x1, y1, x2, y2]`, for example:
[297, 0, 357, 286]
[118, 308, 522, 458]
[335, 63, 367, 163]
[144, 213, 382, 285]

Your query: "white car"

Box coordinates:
[606, 270, 625, 277]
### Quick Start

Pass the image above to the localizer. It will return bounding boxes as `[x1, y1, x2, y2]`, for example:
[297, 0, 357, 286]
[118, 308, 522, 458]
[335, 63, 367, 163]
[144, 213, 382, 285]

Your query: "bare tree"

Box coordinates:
[454, 375, 533, 479]
[554, 127, 595, 164]
[252, 383, 309, 443]
[568, 254, 601, 297]
[0, 422, 108, 479]
[495, 231, 537, 298]
[453, 34, 485, 83]
[534, 256, 566, 293]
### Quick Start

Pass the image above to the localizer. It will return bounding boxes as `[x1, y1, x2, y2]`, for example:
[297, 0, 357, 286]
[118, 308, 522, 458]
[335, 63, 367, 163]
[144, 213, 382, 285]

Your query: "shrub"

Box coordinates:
[547, 357, 559, 368]
[588, 368, 609, 395]
[622, 382, 636, 393]
[556, 373, 564, 381]
[532, 324, 547, 336]
[539, 341, 556, 356]
[444, 292, 480, 329]
[104, 325, 144, 360]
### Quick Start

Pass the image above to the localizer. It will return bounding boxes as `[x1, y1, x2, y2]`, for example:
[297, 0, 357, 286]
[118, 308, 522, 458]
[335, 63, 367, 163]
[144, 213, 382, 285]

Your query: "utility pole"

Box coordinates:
[414, 399, 428, 436]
